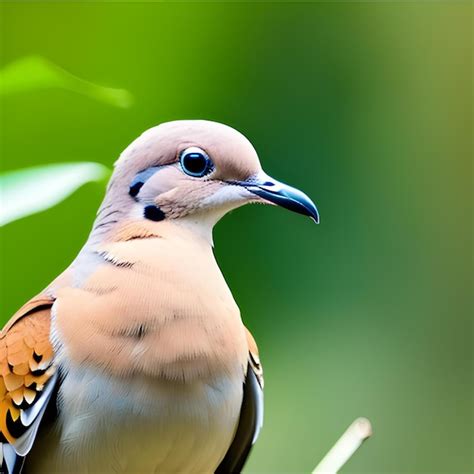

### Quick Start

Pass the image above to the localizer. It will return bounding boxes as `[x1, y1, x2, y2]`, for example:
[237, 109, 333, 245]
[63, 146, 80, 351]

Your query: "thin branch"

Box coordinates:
[312, 417, 373, 474]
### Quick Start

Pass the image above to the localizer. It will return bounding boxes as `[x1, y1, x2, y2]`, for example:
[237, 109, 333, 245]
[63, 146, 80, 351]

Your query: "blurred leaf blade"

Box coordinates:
[0, 162, 111, 226]
[0, 56, 133, 108]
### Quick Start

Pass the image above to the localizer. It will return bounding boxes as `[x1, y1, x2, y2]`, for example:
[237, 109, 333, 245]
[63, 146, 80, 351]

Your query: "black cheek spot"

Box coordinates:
[129, 181, 144, 198]
[144, 205, 165, 222]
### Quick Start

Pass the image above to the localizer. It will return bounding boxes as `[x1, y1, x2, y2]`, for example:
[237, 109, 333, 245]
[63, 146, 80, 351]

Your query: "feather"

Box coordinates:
[216, 327, 264, 474]
[215, 360, 264, 474]
[0, 295, 58, 473]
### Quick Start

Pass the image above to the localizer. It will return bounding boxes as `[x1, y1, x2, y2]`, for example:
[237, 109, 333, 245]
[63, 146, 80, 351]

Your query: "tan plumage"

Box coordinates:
[55, 221, 248, 381]
[0, 120, 318, 473]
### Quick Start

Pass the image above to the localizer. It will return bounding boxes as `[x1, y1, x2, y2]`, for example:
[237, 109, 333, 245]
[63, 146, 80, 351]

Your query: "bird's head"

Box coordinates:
[98, 120, 318, 241]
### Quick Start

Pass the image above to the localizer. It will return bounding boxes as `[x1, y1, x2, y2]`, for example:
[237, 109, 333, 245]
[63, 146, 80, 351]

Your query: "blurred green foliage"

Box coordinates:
[0, 2, 471, 473]
[0, 162, 110, 225]
[0, 56, 133, 107]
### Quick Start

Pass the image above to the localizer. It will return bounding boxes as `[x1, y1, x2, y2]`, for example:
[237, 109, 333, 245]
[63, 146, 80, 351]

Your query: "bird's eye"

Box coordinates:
[179, 147, 213, 178]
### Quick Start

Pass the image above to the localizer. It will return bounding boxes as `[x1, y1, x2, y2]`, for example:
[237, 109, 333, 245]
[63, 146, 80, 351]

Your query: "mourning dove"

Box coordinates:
[0, 120, 318, 473]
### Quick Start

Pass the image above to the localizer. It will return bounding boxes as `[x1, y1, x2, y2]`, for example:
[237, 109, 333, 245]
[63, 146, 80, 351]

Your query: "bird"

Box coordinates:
[0, 120, 319, 474]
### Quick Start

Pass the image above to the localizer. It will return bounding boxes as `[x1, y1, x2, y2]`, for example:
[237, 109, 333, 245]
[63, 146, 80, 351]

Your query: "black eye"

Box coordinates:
[180, 147, 213, 177]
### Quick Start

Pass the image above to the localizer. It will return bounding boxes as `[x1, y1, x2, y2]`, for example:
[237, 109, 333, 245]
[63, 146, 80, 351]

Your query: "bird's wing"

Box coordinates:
[0, 293, 58, 474]
[215, 327, 264, 474]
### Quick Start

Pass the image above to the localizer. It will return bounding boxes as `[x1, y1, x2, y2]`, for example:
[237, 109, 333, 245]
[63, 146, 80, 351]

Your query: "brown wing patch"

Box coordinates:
[0, 298, 55, 444]
[1, 297, 53, 337]
[245, 327, 263, 389]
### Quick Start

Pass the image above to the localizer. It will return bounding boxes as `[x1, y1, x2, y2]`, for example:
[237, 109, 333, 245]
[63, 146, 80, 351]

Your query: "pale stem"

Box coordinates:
[312, 417, 373, 474]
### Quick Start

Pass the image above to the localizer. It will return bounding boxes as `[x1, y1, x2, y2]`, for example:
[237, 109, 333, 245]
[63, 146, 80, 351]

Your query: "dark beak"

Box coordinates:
[233, 174, 319, 223]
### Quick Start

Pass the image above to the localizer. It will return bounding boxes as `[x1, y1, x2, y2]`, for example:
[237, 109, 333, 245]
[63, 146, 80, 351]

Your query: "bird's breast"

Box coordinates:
[53, 228, 248, 382]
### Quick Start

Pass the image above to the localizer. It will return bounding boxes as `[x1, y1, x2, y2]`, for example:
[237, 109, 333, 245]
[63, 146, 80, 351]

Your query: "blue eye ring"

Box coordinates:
[179, 147, 214, 178]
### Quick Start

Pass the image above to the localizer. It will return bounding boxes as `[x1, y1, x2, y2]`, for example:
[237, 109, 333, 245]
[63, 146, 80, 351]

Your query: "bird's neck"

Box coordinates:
[88, 200, 224, 248]
[171, 210, 228, 247]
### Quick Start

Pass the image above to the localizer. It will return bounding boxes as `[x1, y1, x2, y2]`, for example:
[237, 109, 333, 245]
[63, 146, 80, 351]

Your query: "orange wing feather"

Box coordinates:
[245, 327, 263, 388]
[0, 294, 56, 445]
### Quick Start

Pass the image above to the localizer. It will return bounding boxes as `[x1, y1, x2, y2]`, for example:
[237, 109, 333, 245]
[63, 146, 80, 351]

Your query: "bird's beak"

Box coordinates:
[231, 173, 319, 223]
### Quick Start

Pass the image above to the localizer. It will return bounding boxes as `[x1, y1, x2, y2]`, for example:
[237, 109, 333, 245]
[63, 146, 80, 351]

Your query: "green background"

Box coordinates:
[0, 2, 472, 473]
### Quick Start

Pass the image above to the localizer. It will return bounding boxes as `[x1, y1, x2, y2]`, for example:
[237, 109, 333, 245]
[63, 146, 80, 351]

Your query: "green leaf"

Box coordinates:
[0, 162, 111, 226]
[0, 56, 133, 108]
